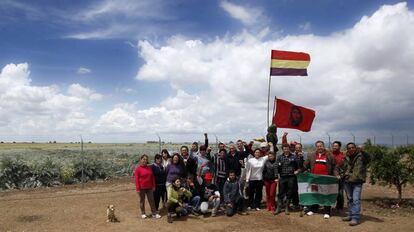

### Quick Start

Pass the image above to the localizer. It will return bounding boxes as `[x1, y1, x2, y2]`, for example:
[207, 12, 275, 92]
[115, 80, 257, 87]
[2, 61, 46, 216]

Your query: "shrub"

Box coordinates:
[367, 141, 414, 203]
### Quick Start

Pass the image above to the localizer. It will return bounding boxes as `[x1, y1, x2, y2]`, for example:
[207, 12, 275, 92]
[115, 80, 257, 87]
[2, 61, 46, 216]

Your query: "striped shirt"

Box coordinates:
[213, 154, 226, 181]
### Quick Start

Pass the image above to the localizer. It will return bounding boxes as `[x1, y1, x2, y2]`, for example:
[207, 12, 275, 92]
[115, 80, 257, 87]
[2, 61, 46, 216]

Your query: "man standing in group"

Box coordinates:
[180, 146, 197, 177]
[190, 133, 209, 157]
[275, 144, 300, 215]
[342, 142, 368, 226]
[303, 141, 338, 219]
[331, 141, 346, 212]
[212, 148, 227, 203]
[226, 144, 243, 177]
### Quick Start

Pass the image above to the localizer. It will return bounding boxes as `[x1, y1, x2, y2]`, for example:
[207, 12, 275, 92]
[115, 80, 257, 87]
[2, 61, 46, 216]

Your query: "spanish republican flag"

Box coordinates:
[270, 50, 310, 76]
[272, 98, 316, 132]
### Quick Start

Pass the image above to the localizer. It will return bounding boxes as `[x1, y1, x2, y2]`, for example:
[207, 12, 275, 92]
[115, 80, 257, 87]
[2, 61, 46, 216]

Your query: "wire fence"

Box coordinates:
[0, 133, 412, 192]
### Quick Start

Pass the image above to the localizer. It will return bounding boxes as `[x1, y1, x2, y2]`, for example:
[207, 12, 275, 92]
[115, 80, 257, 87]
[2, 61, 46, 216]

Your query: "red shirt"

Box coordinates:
[134, 165, 156, 192]
[313, 152, 328, 175]
[331, 150, 345, 167]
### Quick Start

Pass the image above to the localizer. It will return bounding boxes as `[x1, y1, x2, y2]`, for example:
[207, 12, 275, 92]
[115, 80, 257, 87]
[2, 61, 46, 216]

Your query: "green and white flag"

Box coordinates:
[297, 173, 338, 206]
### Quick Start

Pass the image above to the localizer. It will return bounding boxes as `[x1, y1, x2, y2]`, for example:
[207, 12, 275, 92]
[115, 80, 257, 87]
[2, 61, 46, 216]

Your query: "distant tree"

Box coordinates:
[53, 141, 57, 144]
[366, 139, 414, 204]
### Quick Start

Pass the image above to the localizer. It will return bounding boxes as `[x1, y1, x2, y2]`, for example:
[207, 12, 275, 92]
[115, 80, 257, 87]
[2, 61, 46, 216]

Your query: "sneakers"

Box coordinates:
[349, 219, 359, 226]
[342, 216, 352, 222]
[323, 214, 330, 219]
[152, 214, 162, 219]
[306, 211, 314, 216]
[247, 207, 252, 211]
[255, 208, 261, 211]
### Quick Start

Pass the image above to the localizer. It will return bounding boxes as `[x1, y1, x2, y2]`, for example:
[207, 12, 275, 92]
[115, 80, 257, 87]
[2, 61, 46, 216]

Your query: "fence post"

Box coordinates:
[407, 135, 409, 146]
[326, 133, 331, 149]
[156, 133, 162, 154]
[350, 133, 355, 144]
[80, 135, 84, 188]
[391, 134, 394, 148]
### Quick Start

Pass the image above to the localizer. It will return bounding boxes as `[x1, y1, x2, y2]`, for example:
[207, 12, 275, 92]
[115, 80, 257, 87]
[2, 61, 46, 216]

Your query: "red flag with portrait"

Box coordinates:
[272, 98, 316, 132]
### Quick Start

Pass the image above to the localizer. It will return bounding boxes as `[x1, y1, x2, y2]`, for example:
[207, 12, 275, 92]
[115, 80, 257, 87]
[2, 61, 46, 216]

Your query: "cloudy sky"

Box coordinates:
[0, 0, 413, 144]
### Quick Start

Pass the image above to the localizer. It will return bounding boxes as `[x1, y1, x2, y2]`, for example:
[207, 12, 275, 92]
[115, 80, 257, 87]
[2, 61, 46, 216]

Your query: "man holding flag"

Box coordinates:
[302, 141, 338, 219]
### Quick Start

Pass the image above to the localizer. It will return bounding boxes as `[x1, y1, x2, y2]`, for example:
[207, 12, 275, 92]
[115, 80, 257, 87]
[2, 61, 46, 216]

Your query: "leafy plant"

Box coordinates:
[367, 141, 414, 204]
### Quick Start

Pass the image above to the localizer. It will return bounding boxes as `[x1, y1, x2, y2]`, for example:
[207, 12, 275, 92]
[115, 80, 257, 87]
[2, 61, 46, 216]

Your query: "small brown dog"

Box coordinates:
[106, 205, 119, 222]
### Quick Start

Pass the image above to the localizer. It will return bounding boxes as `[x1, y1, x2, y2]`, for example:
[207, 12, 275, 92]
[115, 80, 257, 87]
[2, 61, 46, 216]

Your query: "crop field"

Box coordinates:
[0, 142, 184, 190]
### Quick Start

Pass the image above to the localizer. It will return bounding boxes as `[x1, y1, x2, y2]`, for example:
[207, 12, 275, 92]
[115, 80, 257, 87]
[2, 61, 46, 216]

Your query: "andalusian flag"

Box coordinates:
[297, 173, 338, 206]
[270, 50, 310, 76]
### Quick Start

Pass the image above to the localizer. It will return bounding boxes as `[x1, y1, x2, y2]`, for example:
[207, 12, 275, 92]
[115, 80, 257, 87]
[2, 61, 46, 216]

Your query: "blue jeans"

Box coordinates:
[344, 182, 362, 221]
[188, 196, 201, 212]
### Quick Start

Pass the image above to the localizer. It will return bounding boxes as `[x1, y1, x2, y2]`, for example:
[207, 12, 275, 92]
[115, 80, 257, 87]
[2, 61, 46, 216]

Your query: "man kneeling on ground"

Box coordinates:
[223, 170, 247, 216]
[198, 172, 221, 217]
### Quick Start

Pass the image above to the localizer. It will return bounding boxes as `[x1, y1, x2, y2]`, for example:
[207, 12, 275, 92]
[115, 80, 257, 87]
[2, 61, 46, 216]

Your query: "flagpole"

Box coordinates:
[272, 96, 277, 122]
[267, 51, 273, 127]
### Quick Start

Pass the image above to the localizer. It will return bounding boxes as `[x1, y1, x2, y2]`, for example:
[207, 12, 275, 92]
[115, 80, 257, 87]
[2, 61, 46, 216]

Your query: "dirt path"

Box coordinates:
[1, 178, 413, 232]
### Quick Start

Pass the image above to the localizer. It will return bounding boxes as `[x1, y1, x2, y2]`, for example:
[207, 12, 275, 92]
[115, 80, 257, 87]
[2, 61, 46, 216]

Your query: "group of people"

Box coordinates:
[133, 131, 368, 226]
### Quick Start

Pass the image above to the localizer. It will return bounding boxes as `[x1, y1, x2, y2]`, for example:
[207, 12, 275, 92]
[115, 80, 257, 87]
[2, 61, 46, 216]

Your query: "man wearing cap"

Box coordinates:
[197, 172, 221, 217]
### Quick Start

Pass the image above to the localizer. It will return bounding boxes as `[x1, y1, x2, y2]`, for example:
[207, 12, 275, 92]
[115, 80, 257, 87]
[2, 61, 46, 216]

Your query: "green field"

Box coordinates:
[0, 142, 186, 190]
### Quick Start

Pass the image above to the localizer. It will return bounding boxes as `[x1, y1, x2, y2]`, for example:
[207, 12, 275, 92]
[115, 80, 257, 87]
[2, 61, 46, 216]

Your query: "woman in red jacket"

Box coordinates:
[134, 154, 161, 219]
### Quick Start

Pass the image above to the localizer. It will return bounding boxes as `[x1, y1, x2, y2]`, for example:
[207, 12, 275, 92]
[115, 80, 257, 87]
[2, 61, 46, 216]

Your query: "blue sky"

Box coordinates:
[0, 0, 413, 143]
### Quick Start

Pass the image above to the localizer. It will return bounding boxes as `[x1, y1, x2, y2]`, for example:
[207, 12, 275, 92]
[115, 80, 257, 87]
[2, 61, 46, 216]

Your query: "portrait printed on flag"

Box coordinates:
[289, 105, 303, 126]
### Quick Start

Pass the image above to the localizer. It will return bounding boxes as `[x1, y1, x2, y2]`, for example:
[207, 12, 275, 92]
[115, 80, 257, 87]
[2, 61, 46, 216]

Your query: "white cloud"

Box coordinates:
[64, 0, 175, 40]
[2, 2, 414, 143]
[299, 22, 311, 31]
[0, 63, 102, 139]
[128, 2, 414, 142]
[77, 67, 91, 74]
[219, 0, 267, 27]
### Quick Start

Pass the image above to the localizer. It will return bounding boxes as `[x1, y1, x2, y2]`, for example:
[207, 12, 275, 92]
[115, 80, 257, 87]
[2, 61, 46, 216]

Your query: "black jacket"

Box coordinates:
[151, 163, 166, 185]
[263, 159, 278, 181]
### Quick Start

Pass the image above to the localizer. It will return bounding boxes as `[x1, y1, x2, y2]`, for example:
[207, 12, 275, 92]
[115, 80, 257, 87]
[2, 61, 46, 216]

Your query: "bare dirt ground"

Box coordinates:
[1, 178, 413, 232]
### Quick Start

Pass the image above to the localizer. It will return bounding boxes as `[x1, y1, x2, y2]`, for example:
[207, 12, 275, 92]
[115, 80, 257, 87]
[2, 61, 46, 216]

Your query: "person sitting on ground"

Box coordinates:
[198, 172, 221, 217]
[167, 177, 193, 223]
[223, 170, 247, 216]
[183, 174, 202, 215]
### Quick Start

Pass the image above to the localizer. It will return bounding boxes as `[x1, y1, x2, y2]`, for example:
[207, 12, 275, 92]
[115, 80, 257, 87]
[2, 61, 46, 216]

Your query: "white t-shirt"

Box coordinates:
[246, 156, 269, 181]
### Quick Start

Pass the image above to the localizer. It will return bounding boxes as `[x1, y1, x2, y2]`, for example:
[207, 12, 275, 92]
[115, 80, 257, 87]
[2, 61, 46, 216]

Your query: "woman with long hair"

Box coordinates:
[166, 153, 186, 187]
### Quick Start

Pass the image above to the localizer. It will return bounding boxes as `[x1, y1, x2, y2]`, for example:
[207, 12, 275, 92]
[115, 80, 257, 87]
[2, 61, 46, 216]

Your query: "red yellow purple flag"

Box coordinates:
[270, 50, 310, 76]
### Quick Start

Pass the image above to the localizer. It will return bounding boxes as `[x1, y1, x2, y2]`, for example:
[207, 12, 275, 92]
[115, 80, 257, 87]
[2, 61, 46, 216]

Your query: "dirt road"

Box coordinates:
[1, 178, 413, 232]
